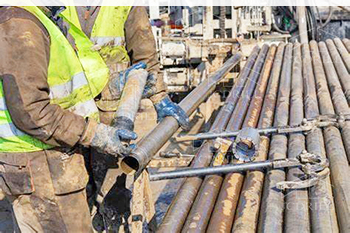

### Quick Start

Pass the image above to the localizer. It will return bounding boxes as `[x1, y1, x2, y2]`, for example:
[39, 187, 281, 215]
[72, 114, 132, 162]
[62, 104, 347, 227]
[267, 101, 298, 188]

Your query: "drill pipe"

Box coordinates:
[182, 44, 272, 233]
[231, 45, 277, 233]
[206, 44, 270, 233]
[333, 38, 350, 72]
[317, 42, 350, 232]
[156, 46, 259, 233]
[283, 43, 310, 232]
[325, 39, 350, 105]
[342, 38, 350, 53]
[309, 40, 339, 233]
[120, 52, 242, 175]
[258, 43, 293, 233]
[114, 69, 147, 130]
[230, 43, 284, 233]
[319, 41, 350, 163]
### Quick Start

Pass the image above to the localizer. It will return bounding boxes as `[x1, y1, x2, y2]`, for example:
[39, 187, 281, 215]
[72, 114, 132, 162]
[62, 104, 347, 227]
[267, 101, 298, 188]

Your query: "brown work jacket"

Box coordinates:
[0, 6, 163, 196]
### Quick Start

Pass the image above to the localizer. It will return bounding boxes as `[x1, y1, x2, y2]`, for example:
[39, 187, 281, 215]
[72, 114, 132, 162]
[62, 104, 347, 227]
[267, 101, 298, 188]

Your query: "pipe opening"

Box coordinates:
[121, 156, 139, 174]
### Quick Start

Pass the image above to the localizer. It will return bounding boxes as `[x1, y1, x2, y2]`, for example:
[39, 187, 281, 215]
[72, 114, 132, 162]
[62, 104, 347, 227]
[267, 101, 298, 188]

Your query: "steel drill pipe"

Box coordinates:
[325, 39, 350, 105]
[206, 44, 270, 233]
[120, 52, 242, 175]
[317, 42, 350, 232]
[319, 41, 350, 163]
[342, 38, 350, 53]
[309, 40, 339, 233]
[282, 43, 309, 232]
[180, 44, 272, 233]
[333, 38, 350, 72]
[156, 46, 259, 233]
[230, 43, 284, 233]
[231, 45, 277, 233]
[258, 43, 293, 233]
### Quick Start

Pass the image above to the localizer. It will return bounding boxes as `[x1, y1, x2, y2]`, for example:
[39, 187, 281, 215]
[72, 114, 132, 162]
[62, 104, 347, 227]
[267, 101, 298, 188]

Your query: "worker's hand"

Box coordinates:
[90, 123, 138, 157]
[154, 94, 190, 130]
[142, 73, 157, 98]
[109, 62, 147, 99]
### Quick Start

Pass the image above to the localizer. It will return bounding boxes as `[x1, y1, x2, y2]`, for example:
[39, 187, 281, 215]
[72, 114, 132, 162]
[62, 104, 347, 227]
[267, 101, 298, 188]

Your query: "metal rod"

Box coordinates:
[258, 43, 293, 233]
[317, 41, 350, 232]
[156, 47, 259, 233]
[342, 38, 350, 53]
[207, 44, 270, 233]
[283, 43, 309, 232]
[333, 38, 350, 72]
[297, 6, 308, 44]
[230, 43, 284, 233]
[325, 39, 350, 105]
[149, 161, 274, 181]
[319, 41, 350, 163]
[120, 52, 242, 175]
[309, 40, 339, 232]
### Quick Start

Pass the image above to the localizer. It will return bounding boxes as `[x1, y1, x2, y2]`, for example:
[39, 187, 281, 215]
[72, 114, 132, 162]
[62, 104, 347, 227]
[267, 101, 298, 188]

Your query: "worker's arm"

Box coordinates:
[0, 8, 88, 147]
[124, 6, 167, 97]
[124, 7, 190, 130]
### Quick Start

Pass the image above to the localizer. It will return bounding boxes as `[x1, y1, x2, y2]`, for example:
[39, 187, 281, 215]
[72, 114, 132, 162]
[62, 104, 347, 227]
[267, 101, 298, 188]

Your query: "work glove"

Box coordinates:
[90, 123, 138, 157]
[109, 62, 147, 99]
[142, 73, 157, 98]
[154, 94, 190, 130]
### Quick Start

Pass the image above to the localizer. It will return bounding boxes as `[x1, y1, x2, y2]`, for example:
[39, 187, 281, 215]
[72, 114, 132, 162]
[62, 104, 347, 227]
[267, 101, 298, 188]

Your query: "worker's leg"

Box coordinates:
[1, 150, 92, 232]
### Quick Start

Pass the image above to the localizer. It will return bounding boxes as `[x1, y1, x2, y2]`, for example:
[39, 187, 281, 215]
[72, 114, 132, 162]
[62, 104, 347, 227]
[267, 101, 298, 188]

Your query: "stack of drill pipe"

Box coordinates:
[205, 44, 270, 233]
[342, 38, 350, 52]
[121, 53, 242, 175]
[303, 42, 338, 232]
[318, 41, 350, 163]
[283, 43, 310, 232]
[231, 43, 284, 233]
[316, 40, 350, 231]
[258, 43, 293, 232]
[180, 44, 272, 233]
[333, 38, 350, 72]
[156, 46, 260, 233]
[324, 39, 350, 105]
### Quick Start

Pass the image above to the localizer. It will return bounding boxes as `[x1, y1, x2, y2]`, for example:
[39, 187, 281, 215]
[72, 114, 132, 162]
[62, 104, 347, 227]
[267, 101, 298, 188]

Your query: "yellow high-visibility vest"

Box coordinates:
[0, 6, 109, 152]
[62, 6, 132, 65]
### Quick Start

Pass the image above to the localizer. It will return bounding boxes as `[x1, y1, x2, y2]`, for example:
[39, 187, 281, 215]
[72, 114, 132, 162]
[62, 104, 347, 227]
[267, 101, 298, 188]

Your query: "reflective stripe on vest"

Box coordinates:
[0, 6, 109, 153]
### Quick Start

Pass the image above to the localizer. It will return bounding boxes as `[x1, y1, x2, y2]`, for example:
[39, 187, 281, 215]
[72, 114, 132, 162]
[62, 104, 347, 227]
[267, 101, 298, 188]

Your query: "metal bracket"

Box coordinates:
[276, 150, 329, 190]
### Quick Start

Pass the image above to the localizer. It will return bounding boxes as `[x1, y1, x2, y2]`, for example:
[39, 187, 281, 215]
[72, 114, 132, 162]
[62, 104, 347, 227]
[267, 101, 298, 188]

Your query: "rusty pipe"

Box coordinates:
[318, 41, 350, 164]
[229, 43, 284, 233]
[325, 39, 350, 105]
[342, 38, 350, 53]
[156, 47, 259, 233]
[333, 38, 350, 72]
[258, 43, 293, 233]
[121, 52, 242, 175]
[316, 41, 350, 232]
[308, 40, 339, 233]
[205, 44, 270, 233]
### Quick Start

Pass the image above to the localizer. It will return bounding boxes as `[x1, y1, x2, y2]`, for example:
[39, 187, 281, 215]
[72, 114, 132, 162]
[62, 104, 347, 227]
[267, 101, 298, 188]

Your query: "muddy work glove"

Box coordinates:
[109, 62, 147, 99]
[142, 73, 157, 98]
[154, 95, 190, 130]
[90, 123, 138, 157]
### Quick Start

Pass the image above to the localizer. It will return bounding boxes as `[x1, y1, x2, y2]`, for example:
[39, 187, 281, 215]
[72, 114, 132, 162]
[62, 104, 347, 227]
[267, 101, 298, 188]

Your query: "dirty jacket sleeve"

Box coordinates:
[0, 7, 90, 147]
[124, 6, 167, 95]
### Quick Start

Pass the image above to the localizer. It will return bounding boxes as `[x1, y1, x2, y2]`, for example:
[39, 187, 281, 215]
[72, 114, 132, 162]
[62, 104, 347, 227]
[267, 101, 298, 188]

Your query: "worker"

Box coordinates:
[0, 5, 189, 232]
[60, 6, 190, 230]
